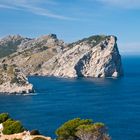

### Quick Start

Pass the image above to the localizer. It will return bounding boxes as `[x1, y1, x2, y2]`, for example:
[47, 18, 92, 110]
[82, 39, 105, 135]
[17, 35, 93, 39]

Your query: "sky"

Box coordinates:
[0, 0, 140, 55]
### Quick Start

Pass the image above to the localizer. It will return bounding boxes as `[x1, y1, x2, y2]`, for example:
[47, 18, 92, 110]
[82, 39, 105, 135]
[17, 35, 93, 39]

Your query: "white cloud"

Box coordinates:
[0, 0, 74, 20]
[0, 4, 19, 10]
[97, 0, 140, 9]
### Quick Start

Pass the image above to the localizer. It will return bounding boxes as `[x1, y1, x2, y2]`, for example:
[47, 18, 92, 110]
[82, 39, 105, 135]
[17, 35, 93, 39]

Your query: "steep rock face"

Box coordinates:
[40, 36, 123, 78]
[0, 34, 123, 94]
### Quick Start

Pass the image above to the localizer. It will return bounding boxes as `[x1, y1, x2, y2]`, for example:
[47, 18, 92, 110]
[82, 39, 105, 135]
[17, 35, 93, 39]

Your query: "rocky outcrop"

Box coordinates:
[0, 131, 52, 140]
[0, 64, 34, 94]
[40, 36, 123, 78]
[0, 34, 123, 94]
[0, 82, 33, 94]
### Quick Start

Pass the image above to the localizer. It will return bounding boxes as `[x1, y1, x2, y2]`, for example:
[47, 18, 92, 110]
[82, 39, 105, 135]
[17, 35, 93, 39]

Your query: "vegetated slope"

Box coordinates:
[0, 34, 66, 75]
[0, 35, 31, 58]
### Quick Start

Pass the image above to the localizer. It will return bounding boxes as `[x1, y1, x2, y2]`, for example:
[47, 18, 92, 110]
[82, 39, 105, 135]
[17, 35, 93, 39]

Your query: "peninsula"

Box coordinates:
[0, 34, 123, 94]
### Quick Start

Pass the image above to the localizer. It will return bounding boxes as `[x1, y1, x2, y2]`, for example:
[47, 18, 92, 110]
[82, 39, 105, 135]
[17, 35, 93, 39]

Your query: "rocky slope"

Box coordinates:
[0, 34, 123, 94]
[0, 35, 31, 58]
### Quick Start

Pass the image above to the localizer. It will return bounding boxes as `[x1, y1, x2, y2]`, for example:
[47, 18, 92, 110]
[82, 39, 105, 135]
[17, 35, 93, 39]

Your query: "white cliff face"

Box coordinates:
[0, 34, 123, 94]
[41, 36, 123, 78]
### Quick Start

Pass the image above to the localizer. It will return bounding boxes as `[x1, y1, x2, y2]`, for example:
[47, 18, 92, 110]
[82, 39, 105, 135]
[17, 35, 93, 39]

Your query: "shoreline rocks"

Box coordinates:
[0, 131, 51, 140]
[0, 65, 34, 94]
[0, 82, 34, 94]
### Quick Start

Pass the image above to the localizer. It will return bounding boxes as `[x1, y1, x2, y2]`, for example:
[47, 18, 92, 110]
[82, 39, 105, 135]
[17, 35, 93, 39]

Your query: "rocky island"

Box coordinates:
[0, 34, 123, 94]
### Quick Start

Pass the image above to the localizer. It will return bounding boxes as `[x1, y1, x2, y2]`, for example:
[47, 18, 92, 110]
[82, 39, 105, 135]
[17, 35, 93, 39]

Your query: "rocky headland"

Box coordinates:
[0, 34, 123, 94]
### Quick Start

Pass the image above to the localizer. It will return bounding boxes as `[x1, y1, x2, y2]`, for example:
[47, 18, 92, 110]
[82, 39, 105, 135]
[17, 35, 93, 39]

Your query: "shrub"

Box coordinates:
[56, 118, 110, 140]
[75, 123, 107, 140]
[55, 118, 93, 140]
[10, 76, 18, 84]
[2, 119, 25, 134]
[2, 64, 8, 71]
[32, 137, 47, 140]
[0, 113, 9, 123]
[30, 129, 40, 135]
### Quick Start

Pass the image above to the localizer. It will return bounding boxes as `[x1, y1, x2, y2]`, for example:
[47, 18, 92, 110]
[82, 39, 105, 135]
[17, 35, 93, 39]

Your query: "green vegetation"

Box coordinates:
[0, 45, 18, 58]
[2, 64, 8, 70]
[30, 129, 40, 135]
[2, 119, 25, 134]
[56, 118, 110, 140]
[83, 35, 108, 45]
[0, 113, 9, 123]
[0, 36, 23, 58]
[69, 35, 109, 47]
[0, 113, 25, 135]
[32, 137, 47, 140]
[0, 113, 110, 140]
[10, 76, 19, 84]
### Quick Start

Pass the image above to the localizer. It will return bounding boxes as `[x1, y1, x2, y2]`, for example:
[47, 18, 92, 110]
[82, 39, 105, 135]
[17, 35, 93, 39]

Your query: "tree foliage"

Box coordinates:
[2, 118, 25, 135]
[30, 129, 40, 135]
[56, 118, 110, 140]
[32, 137, 47, 140]
[56, 118, 93, 140]
[0, 113, 9, 123]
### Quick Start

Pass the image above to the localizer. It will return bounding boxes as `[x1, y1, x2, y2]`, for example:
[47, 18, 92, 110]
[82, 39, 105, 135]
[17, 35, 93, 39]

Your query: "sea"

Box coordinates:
[0, 55, 140, 140]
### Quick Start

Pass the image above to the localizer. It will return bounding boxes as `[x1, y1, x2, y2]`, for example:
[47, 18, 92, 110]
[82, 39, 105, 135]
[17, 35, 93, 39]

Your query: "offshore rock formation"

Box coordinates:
[0, 34, 123, 94]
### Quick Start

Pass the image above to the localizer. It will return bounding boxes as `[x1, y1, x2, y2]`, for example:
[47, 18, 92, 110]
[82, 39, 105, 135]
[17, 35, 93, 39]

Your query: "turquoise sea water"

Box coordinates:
[0, 56, 140, 140]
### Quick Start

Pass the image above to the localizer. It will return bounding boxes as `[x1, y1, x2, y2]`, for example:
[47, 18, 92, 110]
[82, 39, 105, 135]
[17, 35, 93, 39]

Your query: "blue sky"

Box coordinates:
[0, 0, 140, 54]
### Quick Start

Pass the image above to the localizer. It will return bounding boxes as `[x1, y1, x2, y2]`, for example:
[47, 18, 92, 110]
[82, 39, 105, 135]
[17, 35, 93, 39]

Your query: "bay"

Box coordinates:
[0, 56, 140, 140]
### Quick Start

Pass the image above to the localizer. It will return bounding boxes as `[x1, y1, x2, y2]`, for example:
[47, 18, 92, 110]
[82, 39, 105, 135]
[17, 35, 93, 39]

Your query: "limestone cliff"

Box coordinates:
[0, 34, 123, 94]
[40, 35, 123, 78]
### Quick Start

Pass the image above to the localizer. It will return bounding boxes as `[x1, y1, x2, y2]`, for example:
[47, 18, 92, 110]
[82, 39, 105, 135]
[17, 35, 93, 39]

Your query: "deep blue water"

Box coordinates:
[0, 56, 140, 140]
